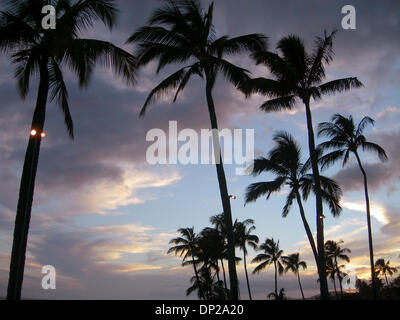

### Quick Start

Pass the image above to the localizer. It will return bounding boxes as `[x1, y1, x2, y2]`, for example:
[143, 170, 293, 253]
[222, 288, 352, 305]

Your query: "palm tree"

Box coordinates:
[326, 256, 339, 299]
[233, 219, 259, 300]
[252, 238, 284, 298]
[282, 253, 307, 300]
[210, 213, 228, 290]
[375, 259, 398, 287]
[325, 240, 351, 299]
[318, 114, 388, 299]
[0, 0, 136, 300]
[167, 227, 206, 300]
[243, 31, 363, 299]
[245, 132, 342, 276]
[127, 0, 267, 300]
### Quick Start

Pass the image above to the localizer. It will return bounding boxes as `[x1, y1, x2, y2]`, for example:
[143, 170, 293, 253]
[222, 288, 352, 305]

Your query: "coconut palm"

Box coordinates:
[0, 0, 136, 300]
[233, 219, 259, 300]
[245, 132, 342, 275]
[242, 31, 363, 299]
[318, 114, 388, 299]
[127, 0, 267, 299]
[282, 253, 307, 300]
[168, 227, 206, 300]
[375, 259, 398, 287]
[325, 240, 351, 299]
[326, 256, 339, 299]
[252, 238, 284, 298]
[210, 213, 228, 290]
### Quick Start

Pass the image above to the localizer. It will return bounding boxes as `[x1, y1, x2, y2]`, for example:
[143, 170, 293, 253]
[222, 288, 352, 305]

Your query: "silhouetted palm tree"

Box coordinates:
[210, 213, 228, 290]
[282, 253, 307, 300]
[245, 132, 342, 274]
[168, 227, 205, 299]
[252, 238, 284, 298]
[375, 259, 398, 287]
[0, 0, 136, 300]
[128, 0, 266, 299]
[326, 256, 339, 299]
[243, 31, 363, 299]
[318, 114, 388, 299]
[233, 219, 259, 300]
[325, 240, 351, 299]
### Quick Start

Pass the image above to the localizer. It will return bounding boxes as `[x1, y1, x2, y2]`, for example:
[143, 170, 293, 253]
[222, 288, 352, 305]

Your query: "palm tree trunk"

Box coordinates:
[295, 191, 318, 264]
[335, 257, 344, 299]
[192, 256, 205, 300]
[205, 71, 238, 300]
[354, 151, 377, 300]
[221, 258, 228, 291]
[274, 261, 278, 298]
[7, 57, 49, 300]
[297, 272, 305, 300]
[332, 276, 338, 299]
[384, 273, 389, 287]
[215, 260, 221, 282]
[243, 249, 252, 300]
[304, 99, 329, 300]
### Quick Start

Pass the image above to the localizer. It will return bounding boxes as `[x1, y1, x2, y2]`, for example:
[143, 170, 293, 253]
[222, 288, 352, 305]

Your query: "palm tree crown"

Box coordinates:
[245, 131, 343, 217]
[127, 0, 267, 116]
[0, 0, 136, 137]
[375, 259, 398, 286]
[318, 114, 388, 169]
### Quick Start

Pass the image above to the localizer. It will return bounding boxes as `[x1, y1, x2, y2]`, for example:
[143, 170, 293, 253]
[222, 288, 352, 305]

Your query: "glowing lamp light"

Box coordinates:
[229, 195, 237, 200]
[41, 132, 46, 138]
[30, 129, 37, 136]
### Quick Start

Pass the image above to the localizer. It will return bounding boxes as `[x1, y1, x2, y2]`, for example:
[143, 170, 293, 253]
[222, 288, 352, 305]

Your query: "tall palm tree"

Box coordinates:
[0, 0, 136, 300]
[167, 227, 206, 300]
[252, 238, 284, 298]
[233, 219, 259, 300]
[325, 240, 351, 299]
[243, 31, 363, 299]
[375, 259, 398, 287]
[282, 253, 307, 300]
[245, 132, 342, 276]
[318, 114, 388, 299]
[128, 0, 267, 299]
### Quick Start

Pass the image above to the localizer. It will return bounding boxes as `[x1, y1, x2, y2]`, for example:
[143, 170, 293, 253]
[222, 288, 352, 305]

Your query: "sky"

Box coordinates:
[0, 0, 399, 299]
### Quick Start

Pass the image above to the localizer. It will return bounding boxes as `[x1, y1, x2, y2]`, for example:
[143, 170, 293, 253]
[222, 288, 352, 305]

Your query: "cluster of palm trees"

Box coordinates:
[1, 0, 391, 300]
[168, 221, 361, 300]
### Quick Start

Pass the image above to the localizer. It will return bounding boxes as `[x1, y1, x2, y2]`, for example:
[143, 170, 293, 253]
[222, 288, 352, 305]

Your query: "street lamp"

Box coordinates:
[229, 195, 237, 200]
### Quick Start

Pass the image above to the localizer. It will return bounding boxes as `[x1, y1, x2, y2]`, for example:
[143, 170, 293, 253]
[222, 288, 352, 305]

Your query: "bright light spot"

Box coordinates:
[30, 129, 37, 136]
[41, 132, 46, 138]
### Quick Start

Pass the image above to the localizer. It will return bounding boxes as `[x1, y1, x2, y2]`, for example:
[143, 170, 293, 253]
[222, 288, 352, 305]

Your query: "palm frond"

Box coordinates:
[319, 77, 363, 96]
[260, 95, 296, 113]
[245, 177, 286, 204]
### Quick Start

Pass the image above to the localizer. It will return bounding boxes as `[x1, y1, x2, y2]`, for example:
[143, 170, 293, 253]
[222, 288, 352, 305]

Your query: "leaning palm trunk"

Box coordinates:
[205, 72, 238, 300]
[7, 59, 49, 300]
[354, 151, 377, 299]
[243, 250, 252, 300]
[295, 191, 319, 265]
[304, 100, 329, 299]
[297, 272, 305, 300]
[192, 256, 205, 300]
